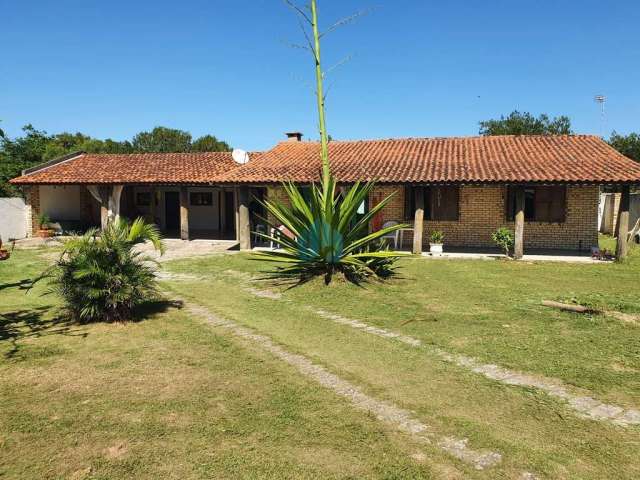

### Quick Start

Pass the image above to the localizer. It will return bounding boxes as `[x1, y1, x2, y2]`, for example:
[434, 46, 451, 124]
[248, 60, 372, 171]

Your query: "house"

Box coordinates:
[10, 133, 640, 258]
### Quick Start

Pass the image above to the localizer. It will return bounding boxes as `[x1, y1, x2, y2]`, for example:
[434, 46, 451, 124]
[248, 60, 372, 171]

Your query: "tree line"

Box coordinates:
[1, 114, 639, 197]
[0, 125, 231, 196]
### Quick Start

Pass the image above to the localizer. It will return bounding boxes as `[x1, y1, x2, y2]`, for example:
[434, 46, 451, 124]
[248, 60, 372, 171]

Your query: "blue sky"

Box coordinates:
[2, 0, 639, 151]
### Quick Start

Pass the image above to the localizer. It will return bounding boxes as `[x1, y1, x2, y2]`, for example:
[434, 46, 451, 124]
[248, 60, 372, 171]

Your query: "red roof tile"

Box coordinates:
[220, 135, 640, 184]
[10, 136, 640, 186]
[10, 152, 240, 185]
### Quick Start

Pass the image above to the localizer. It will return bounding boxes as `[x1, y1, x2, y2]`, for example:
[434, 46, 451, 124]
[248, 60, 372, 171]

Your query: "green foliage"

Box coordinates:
[36, 218, 165, 322]
[608, 131, 640, 162]
[132, 126, 192, 153]
[429, 230, 444, 244]
[37, 213, 51, 228]
[479, 110, 573, 136]
[492, 227, 514, 257]
[0, 124, 231, 197]
[256, 179, 407, 284]
[192, 134, 231, 152]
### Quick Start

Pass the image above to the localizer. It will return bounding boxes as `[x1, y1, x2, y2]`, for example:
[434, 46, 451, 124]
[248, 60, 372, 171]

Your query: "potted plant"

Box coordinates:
[37, 213, 55, 238]
[429, 230, 445, 255]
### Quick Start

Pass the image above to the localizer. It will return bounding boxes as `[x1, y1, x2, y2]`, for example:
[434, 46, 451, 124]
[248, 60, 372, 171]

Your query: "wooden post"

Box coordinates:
[180, 186, 189, 241]
[514, 186, 525, 259]
[615, 185, 631, 260]
[238, 186, 251, 250]
[149, 186, 157, 225]
[97, 185, 112, 230]
[412, 187, 424, 254]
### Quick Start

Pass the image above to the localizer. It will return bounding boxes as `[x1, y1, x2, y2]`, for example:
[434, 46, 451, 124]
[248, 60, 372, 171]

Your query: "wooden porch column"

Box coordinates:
[412, 187, 425, 254]
[179, 186, 189, 241]
[97, 185, 112, 230]
[237, 186, 251, 250]
[514, 186, 525, 259]
[149, 186, 157, 225]
[615, 185, 631, 260]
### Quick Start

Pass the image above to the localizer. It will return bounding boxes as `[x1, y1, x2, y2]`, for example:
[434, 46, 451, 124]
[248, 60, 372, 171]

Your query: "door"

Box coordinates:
[165, 192, 180, 232]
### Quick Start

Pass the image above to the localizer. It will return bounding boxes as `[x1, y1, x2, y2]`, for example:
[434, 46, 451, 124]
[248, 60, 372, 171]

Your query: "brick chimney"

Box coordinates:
[285, 132, 303, 142]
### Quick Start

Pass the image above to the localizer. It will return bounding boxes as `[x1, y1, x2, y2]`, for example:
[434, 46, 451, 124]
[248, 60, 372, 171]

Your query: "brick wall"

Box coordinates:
[24, 185, 41, 236]
[265, 185, 292, 225]
[266, 183, 600, 251]
[373, 184, 599, 251]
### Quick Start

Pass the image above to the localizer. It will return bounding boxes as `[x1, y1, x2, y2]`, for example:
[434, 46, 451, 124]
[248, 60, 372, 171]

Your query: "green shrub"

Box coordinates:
[430, 230, 444, 244]
[492, 227, 514, 257]
[38, 213, 51, 228]
[37, 218, 165, 322]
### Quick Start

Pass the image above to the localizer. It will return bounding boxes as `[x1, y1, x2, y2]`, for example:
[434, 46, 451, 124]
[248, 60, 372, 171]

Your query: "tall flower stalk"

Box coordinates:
[254, 1, 407, 284]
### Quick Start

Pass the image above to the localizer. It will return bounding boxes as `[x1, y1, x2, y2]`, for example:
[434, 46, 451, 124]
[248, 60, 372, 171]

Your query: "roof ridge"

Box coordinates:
[275, 134, 599, 146]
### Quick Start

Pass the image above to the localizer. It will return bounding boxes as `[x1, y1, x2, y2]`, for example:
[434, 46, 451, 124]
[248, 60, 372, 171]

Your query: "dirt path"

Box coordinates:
[182, 300, 504, 471]
[311, 308, 640, 427]
[195, 269, 640, 428]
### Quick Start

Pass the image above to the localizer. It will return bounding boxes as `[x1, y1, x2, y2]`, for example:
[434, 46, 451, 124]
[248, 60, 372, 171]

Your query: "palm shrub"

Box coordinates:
[37, 218, 165, 322]
[255, 0, 407, 284]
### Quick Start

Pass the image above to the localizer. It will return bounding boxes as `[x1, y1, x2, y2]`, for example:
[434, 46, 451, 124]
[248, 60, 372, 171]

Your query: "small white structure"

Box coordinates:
[0, 197, 28, 240]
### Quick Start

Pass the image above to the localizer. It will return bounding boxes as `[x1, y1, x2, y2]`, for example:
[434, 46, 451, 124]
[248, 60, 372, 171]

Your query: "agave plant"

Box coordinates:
[256, 176, 407, 284]
[255, 0, 407, 284]
[36, 218, 165, 322]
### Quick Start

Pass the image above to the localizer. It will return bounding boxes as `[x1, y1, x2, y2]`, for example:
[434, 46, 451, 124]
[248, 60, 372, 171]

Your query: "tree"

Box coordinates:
[255, 0, 405, 284]
[132, 126, 192, 153]
[608, 132, 640, 162]
[479, 111, 573, 136]
[192, 134, 231, 152]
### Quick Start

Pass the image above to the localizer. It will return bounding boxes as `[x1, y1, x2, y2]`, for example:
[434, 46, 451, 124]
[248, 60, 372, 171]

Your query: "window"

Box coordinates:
[190, 192, 213, 206]
[404, 186, 459, 221]
[506, 186, 566, 223]
[136, 192, 151, 206]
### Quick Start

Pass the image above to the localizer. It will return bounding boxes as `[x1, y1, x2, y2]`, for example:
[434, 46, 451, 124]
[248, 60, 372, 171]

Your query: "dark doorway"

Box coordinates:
[224, 191, 236, 238]
[165, 192, 180, 232]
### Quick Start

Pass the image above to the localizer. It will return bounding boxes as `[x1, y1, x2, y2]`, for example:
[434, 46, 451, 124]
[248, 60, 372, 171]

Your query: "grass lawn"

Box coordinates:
[1, 237, 639, 478]
[0, 249, 434, 479]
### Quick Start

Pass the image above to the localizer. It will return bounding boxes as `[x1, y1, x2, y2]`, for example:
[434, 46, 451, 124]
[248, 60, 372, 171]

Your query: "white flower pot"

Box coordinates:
[429, 243, 443, 255]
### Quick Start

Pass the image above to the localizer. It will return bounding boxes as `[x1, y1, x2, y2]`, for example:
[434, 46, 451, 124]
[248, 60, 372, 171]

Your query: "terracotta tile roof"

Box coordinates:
[220, 135, 640, 184]
[10, 152, 241, 185]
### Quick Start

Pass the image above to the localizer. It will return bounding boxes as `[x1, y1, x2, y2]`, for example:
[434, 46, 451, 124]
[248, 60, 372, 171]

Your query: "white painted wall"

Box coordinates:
[132, 186, 222, 232]
[0, 197, 28, 240]
[40, 185, 82, 221]
[188, 187, 221, 230]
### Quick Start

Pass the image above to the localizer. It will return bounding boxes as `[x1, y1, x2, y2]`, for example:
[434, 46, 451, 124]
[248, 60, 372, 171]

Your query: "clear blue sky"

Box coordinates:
[2, 0, 639, 151]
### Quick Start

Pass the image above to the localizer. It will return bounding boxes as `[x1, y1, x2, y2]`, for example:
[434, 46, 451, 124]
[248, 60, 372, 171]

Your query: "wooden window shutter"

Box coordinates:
[533, 186, 566, 222]
[404, 186, 414, 221]
[431, 186, 459, 221]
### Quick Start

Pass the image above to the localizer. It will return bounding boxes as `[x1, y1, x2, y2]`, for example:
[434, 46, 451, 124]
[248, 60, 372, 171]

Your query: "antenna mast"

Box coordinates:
[594, 95, 606, 137]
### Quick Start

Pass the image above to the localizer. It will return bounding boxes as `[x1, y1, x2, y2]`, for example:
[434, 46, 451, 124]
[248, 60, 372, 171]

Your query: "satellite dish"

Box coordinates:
[232, 149, 250, 164]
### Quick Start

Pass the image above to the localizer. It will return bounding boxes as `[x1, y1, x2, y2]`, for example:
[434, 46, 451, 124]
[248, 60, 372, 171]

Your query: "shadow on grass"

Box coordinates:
[131, 299, 184, 321]
[0, 307, 86, 359]
[0, 278, 34, 291]
[0, 300, 184, 359]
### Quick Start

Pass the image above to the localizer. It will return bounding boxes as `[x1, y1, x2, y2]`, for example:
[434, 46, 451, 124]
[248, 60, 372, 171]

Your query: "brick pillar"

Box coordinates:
[25, 185, 41, 236]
